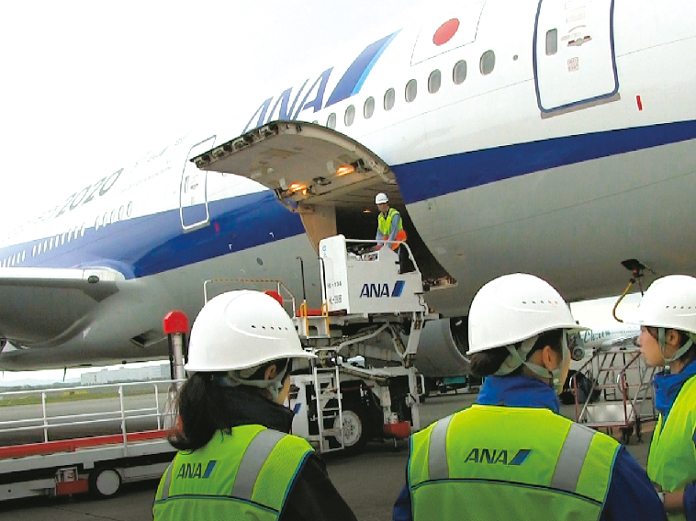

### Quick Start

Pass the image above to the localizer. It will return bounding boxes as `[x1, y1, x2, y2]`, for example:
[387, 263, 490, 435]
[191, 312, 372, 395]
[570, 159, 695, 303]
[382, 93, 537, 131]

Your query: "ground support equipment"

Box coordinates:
[573, 346, 656, 444]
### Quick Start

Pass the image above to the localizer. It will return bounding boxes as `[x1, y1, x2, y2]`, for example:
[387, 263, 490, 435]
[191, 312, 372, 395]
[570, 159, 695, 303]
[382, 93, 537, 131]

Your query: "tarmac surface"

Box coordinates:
[0, 391, 655, 521]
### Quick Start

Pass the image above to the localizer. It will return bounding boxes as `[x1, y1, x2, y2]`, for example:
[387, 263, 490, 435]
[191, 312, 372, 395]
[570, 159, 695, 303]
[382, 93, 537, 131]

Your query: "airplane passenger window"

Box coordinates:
[480, 50, 495, 75]
[364, 97, 375, 119]
[384, 88, 395, 111]
[428, 70, 441, 94]
[21, 251, 25, 262]
[453, 60, 467, 84]
[126, 202, 133, 218]
[405, 79, 417, 102]
[344, 105, 355, 127]
[327, 112, 337, 129]
[81, 223, 86, 237]
[32, 245, 36, 257]
[546, 29, 558, 55]
[118, 205, 125, 220]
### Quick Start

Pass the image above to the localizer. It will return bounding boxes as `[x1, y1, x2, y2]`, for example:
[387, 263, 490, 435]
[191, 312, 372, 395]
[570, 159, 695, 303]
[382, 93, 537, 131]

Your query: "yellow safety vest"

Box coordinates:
[153, 425, 314, 521]
[648, 375, 696, 521]
[408, 405, 618, 521]
[377, 208, 406, 250]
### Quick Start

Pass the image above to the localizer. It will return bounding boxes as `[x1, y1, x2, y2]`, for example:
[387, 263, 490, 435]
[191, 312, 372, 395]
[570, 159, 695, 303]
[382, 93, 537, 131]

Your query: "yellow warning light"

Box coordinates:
[288, 182, 306, 193]
[336, 165, 355, 177]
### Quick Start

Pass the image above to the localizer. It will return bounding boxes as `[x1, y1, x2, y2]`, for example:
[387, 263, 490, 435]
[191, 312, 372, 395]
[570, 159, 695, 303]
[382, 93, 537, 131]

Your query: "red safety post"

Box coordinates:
[163, 311, 189, 385]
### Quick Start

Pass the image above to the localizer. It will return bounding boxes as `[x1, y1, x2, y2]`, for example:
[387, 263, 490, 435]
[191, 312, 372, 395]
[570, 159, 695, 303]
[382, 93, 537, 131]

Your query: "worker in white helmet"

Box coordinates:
[393, 273, 665, 521]
[374, 192, 412, 273]
[153, 290, 357, 521]
[635, 275, 696, 519]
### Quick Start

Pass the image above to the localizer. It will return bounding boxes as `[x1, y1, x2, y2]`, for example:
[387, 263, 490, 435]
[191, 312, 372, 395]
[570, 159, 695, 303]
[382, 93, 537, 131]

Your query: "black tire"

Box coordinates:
[330, 401, 370, 455]
[89, 467, 122, 498]
[559, 370, 578, 405]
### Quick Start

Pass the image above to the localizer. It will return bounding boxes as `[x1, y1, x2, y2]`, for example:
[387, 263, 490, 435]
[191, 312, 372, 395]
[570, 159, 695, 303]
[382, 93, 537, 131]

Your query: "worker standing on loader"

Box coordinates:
[374, 192, 412, 273]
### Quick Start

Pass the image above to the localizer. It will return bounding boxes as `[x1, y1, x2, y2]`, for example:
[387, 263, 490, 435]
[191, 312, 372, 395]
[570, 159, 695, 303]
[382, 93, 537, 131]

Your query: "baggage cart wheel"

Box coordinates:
[89, 467, 122, 498]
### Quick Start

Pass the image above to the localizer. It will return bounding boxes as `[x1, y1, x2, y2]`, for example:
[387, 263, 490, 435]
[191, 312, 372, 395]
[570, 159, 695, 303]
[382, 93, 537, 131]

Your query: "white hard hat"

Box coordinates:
[186, 290, 316, 373]
[635, 275, 696, 335]
[375, 192, 389, 204]
[467, 273, 581, 354]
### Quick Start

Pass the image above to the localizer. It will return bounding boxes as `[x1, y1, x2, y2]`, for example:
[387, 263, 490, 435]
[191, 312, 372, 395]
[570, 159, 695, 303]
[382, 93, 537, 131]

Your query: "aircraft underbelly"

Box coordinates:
[412, 137, 696, 316]
[0, 235, 320, 370]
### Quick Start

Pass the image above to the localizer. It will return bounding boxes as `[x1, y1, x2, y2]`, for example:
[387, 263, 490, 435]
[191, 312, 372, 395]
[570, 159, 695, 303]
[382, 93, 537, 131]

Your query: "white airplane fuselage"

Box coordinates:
[0, 0, 694, 369]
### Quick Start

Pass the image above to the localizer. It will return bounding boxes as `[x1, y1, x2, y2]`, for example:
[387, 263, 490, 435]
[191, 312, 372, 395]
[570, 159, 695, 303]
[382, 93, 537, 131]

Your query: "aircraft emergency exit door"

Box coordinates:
[534, 0, 618, 113]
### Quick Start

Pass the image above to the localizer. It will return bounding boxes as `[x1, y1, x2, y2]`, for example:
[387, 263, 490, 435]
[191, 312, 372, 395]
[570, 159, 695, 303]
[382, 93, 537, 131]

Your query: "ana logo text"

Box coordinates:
[176, 460, 218, 479]
[359, 280, 405, 298]
[464, 448, 531, 466]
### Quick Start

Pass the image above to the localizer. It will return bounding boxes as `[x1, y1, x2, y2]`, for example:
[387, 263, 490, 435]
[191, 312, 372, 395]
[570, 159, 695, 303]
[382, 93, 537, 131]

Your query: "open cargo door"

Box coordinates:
[193, 121, 455, 288]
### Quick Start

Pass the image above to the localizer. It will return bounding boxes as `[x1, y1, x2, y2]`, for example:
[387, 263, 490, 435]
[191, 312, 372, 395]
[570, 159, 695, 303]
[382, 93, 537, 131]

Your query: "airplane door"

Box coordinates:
[534, 0, 617, 113]
[180, 136, 215, 231]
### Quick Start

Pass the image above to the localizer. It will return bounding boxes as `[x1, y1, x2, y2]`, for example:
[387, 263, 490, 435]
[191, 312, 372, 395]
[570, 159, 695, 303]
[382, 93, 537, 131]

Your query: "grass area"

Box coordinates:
[0, 388, 164, 407]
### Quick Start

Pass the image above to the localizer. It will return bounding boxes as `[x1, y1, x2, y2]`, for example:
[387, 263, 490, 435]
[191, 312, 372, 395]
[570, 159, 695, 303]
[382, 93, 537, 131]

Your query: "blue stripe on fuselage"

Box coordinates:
[395, 119, 696, 204]
[1, 191, 306, 279]
[3, 120, 695, 278]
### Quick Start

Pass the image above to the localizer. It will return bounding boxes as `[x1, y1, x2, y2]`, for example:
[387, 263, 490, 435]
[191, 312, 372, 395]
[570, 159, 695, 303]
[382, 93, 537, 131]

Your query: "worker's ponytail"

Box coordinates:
[168, 372, 230, 451]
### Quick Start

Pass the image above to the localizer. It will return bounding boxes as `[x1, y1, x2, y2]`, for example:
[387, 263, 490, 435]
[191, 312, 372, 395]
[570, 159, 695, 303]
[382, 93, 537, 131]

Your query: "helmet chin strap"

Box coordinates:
[495, 334, 568, 393]
[217, 361, 291, 402]
[658, 328, 694, 372]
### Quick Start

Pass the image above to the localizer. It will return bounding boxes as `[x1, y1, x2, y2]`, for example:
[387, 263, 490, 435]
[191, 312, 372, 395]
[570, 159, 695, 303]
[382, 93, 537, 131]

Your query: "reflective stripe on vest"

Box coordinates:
[153, 425, 313, 521]
[232, 428, 285, 501]
[409, 405, 618, 521]
[648, 374, 696, 506]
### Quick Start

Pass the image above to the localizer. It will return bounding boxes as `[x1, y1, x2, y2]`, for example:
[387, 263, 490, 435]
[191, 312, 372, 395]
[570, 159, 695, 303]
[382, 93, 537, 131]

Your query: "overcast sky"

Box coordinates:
[0, 0, 469, 381]
[0, 0, 468, 233]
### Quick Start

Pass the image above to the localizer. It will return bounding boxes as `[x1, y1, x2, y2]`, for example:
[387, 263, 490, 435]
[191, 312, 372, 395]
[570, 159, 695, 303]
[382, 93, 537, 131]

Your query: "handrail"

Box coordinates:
[0, 379, 183, 449]
[343, 238, 420, 272]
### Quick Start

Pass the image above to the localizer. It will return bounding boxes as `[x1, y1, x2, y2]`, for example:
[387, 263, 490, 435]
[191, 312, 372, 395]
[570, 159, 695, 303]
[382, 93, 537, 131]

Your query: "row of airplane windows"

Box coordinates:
[1, 202, 133, 267]
[1, 50, 500, 268]
[324, 50, 498, 129]
[0, 53, 498, 268]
